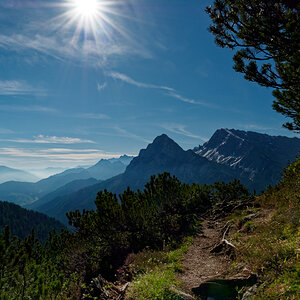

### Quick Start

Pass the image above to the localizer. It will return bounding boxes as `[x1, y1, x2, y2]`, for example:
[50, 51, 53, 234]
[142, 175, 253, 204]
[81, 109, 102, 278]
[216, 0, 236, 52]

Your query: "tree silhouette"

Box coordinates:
[207, 0, 300, 131]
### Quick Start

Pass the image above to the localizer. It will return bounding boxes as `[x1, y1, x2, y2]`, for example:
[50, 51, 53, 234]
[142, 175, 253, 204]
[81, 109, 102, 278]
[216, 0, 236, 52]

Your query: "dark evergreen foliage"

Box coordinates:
[0, 173, 250, 298]
[206, 0, 300, 131]
[0, 201, 65, 242]
[67, 173, 249, 280]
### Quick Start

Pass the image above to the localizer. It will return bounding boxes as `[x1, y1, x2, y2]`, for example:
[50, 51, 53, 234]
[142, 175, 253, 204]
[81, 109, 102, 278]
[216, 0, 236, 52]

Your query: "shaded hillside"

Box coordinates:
[123, 134, 248, 188]
[127, 158, 300, 299]
[25, 177, 98, 210]
[0, 158, 298, 299]
[221, 157, 300, 298]
[0, 201, 65, 242]
[194, 128, 300, 189]
[35, 134, 251, 223]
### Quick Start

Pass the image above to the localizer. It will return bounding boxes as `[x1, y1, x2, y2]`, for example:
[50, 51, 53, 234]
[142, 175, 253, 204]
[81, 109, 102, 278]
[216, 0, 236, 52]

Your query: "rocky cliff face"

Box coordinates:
[194, 129, 300, 189]
[125, 134, 241, 189]
[23, 130, 300, 224]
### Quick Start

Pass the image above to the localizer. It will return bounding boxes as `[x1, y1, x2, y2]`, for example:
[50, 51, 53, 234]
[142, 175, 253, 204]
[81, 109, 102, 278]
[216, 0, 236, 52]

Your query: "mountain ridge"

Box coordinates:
[34, 133, 253, 223]
[0, 155, 133, 206]
[1, 129, 299, 224]
[194, 128, 300, 187]
[0, 166, 40, 184]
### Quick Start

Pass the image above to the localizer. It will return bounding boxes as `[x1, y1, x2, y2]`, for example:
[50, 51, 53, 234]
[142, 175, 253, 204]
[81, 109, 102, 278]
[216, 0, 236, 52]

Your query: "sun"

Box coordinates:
[73, 0, 100, 18]
[63, 0, 107, 35]
[48, 0, 130, 51]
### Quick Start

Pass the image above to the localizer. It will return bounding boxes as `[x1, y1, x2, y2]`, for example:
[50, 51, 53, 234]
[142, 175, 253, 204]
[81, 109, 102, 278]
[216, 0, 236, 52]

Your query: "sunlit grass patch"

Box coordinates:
[126, 238, 192, 299]
[230, 158, 300, 299]
[126, 268, 179, 300]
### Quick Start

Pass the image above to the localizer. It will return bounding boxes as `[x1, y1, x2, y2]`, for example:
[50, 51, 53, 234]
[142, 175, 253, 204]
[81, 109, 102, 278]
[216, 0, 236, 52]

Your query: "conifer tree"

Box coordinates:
[206, 0, 300, 131]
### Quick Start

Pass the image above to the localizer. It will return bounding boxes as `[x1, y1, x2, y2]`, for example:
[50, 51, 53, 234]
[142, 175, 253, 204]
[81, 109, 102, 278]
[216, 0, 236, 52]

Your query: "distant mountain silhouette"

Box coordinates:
[87, 155, 133, 180]
[25, 177, 99, 211]
[0, 166, 39, 184]
[2, 130, 299, 224]
[0, 155, 133, 206]
[34, 134, 252, 223]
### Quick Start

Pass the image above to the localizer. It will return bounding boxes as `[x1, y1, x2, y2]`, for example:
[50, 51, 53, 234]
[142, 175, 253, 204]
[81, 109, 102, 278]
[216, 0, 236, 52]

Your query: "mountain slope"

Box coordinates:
[25, 177, 99, 210]
[194, 129, 300, 190]
[123, 134, 245, 189]
[0, 201, 65, 242]
[7, 131, 299, 224]
[0, 156, 133, 206]
[36, 134, 251, 224]
[86, 155, 133, 180]
[0, 168, 92, 206]
[0, 166, 39, 184]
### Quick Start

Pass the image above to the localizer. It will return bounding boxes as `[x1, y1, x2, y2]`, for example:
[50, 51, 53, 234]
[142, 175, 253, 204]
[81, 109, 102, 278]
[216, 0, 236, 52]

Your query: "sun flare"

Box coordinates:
[63, 0, 107, 35]
[73, 0, 99, 18]
[48, 0, 130, 53]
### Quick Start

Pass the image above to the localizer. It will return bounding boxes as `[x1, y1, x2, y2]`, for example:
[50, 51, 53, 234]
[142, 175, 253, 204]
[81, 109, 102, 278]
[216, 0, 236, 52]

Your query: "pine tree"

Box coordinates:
[206, 0, 300, 131]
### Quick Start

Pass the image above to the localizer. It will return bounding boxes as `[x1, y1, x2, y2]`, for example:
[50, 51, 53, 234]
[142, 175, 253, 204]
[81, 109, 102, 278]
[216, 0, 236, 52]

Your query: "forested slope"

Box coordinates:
[0, 201, 65, 242]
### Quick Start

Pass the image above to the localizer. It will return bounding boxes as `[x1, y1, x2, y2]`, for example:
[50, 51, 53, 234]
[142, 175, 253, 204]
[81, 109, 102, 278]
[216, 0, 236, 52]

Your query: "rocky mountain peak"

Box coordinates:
[141, 134, 184, 157]
[126, 134, 197, 176]
[194, 128, 300, 185]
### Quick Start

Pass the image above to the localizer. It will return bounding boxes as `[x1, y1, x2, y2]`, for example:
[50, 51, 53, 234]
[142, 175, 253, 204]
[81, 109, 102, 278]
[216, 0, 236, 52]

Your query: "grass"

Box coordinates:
[126, 237, 192, 299]
[127, 159, 300, 299]
[229, 158, 300, 299]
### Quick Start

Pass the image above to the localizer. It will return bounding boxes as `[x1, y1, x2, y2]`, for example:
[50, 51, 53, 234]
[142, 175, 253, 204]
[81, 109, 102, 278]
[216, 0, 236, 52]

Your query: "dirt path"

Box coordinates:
[178, 219, 232, 293]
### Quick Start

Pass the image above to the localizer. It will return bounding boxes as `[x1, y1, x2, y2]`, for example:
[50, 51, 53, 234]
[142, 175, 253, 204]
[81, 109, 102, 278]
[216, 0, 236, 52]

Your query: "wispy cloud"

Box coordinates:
[106, 72, 175, 91]
[0, 33, 148, 66]
[0, 147, 120, 161]
[166, 91, 219, 109]
[0, 135, 95, 144]
[0, 80, 45, 96]
[0, 128, 14, 134]
[106, 71, 217, 108]
[113, 126, 151, 143]
[238, 123, 273, 131]
[160, 123, 208, 141]
[79, 113, 110, 120]
[97, 82, 107, 91]
[0, 105, 57, 113]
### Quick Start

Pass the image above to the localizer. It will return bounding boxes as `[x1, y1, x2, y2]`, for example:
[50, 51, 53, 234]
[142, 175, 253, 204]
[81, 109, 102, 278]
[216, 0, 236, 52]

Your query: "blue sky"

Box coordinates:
[0, 0, 297, 173]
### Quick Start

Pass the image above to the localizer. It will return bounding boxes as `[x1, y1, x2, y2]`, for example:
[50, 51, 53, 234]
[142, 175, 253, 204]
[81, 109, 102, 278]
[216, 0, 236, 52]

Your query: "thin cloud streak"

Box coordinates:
[166, 91, 220, 109]
[113, 125, 152, 143]
[238, 123, 274, 131]
[0, 105, 57, 113]
[106, 72, 175, 91]
[79, 113, 111, 120]
[0, 147, 121, 161]
[106, 71, 217, 108]
[0, 33, 149, 66]
[0, 80, 45, 96]
[161, 123, 209, 142]
[0, 135, 95, 144]
[39, 148, 100, 154]
[0, 128, 14, 134]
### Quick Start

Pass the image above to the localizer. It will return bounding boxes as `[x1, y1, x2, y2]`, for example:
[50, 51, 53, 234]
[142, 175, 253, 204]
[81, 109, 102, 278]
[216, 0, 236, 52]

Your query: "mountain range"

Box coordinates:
[27, 129, 299, 224]
[194, 128, 300, 188]
[0, 166, 40, 184]
[0, 129, 299, 224]
[0, 155, 133, 206]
